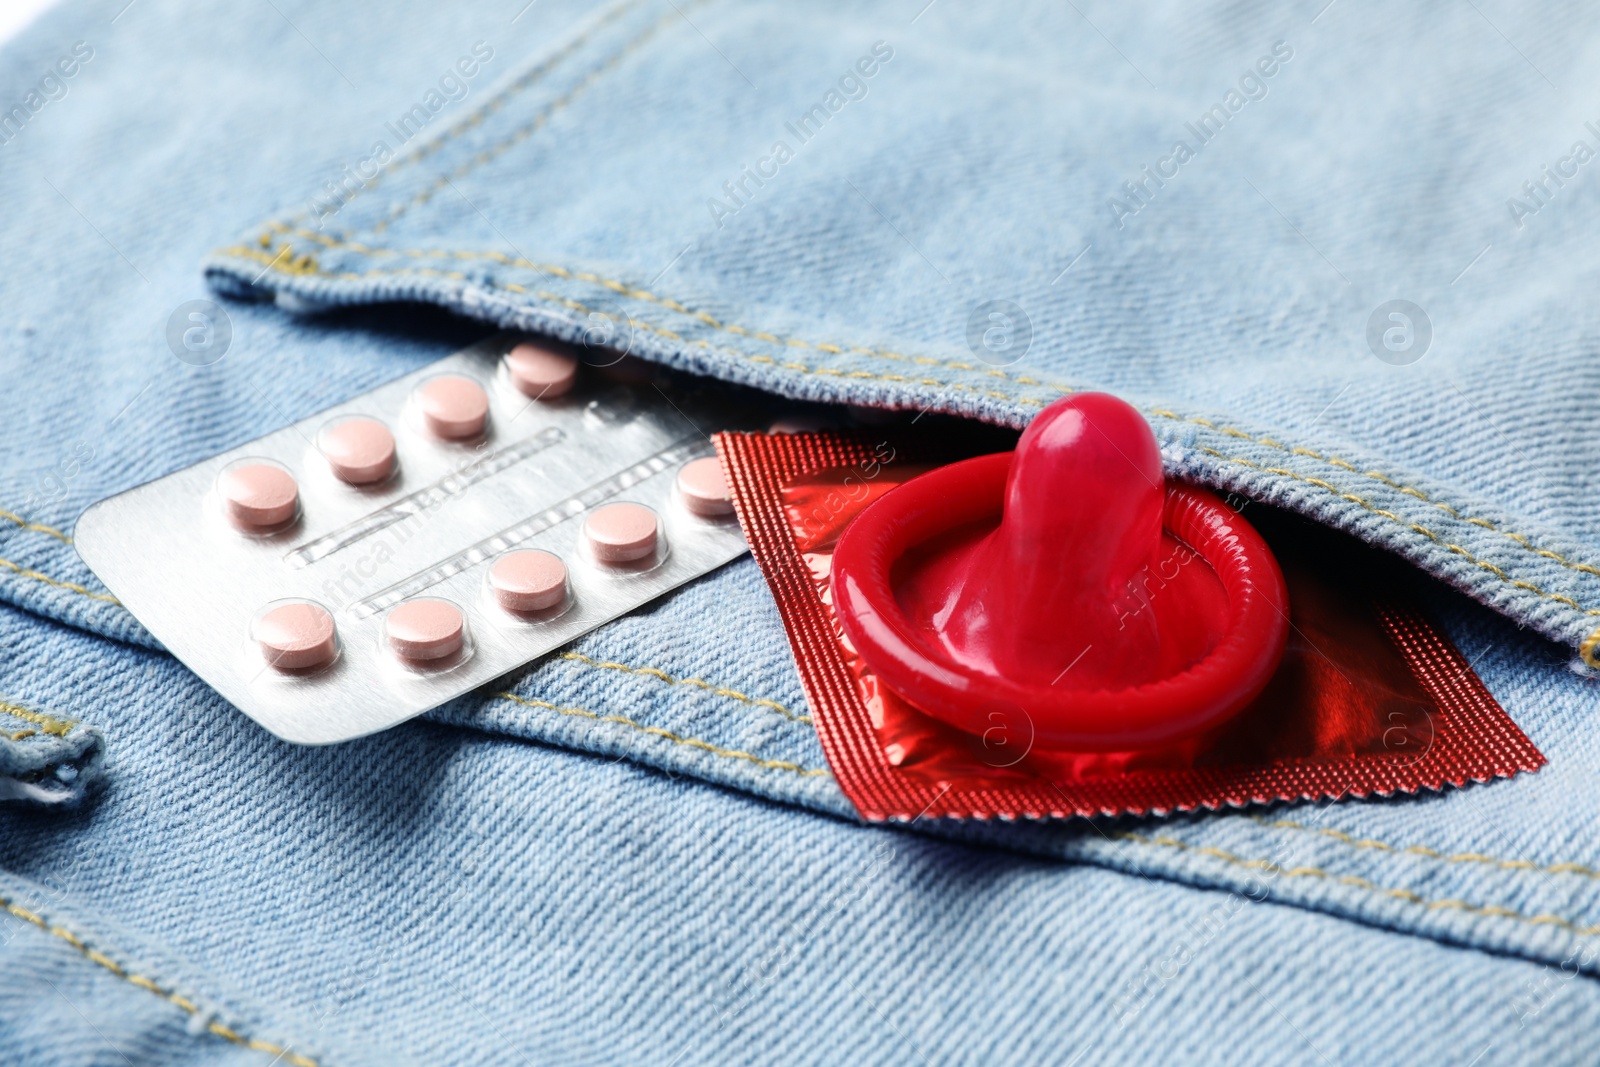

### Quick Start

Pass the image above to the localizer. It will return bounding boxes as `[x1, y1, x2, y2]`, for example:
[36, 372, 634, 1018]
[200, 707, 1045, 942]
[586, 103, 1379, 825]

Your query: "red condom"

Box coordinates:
[714, 419, 1545, 821]
[832, 394, 1289, 751]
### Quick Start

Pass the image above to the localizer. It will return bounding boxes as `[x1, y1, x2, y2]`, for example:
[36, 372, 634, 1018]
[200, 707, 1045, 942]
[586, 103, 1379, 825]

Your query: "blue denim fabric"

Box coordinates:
[202, 0, 1600, 670]
[5, 0, 1600, 1063]
[0, 698, 102, 807]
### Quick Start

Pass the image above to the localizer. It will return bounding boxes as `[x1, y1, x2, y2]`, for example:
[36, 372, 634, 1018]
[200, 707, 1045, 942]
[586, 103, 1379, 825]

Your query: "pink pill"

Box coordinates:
[677, 457, 734, 518]
[385, 599, 465, 662]
[218, 463, 298, 528]
[256, 602, 336, 671]
[584, 503, 659, 564]
[417, 376, 489, 440]
[489, 550, 568, 613]
[505, 342, 578, 400]
[321, 418, 396, 485]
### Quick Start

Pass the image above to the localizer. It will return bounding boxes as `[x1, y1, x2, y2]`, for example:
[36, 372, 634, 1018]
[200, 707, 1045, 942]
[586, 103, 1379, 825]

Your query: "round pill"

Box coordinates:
[218, 463, 298, 528]
[489, 550, 568, 613]
[256, 603, 336, 671]
[385, 599, 465, 662]
[583, 503, 659, 564]
[416, 376, 489, 440]
[505, 342, 578, 400]
[321, 418, 396, 485]
[677, 457, 734, 518]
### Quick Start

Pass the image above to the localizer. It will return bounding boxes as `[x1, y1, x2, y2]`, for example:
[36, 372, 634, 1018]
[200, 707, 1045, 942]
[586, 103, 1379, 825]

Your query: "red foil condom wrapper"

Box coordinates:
[714, 430, 1546, 821]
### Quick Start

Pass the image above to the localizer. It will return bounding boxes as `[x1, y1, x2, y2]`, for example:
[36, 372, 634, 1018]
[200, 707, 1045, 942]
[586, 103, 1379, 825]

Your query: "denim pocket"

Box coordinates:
[202, 0, 1600, 676]
[193, 0, 1600, 996]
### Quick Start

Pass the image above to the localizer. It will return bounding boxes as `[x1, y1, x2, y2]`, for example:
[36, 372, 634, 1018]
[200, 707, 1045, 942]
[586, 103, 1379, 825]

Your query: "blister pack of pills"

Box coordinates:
[76, 333, 752, 744]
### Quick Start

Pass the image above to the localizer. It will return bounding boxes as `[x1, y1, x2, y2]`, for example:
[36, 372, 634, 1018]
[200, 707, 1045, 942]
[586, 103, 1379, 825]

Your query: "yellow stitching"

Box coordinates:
[256, 226, 1075, 394]
[558, 651, 811, 723]
[0, 554, 120, 605]
[215, 245, 1600, 616]
[216, 248, 1037, 408]
[0, 508, 72, 543]
[3, 729, 36, 740]
[367, 4, 687, 237]
[493, 691, 830, 777]
[1195, 446, 1600, 617]
[2, 893, 320, 1066]
[214, 0, 1600, 590]
[1247, 815, 1600, 881]
[1114, 833, 1600, 937]
[50, 925, 84, 949]
[1581, 627, 1600, 670]
[84, 948, 124, 974]
[262, 0, 643, 238]
[233, 236, 1600, 589]
[0, 699, 76, 736]
[1146, 408, 1600, 582]
[363, 0, 641, 177]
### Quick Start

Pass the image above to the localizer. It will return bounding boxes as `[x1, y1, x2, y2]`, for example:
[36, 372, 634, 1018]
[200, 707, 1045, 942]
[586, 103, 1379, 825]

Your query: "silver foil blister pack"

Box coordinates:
[75, 333, 751, 743]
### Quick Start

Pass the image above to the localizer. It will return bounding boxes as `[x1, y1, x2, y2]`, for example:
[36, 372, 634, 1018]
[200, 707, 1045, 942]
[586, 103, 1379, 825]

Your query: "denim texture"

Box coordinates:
[6, 603, 1600, 1066]
[4, 0, 1600, 1062]
[202, 0, 1600, 669]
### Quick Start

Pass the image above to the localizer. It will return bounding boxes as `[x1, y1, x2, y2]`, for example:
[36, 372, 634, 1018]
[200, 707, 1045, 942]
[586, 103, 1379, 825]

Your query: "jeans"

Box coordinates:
[4, 0, 1600, 1062]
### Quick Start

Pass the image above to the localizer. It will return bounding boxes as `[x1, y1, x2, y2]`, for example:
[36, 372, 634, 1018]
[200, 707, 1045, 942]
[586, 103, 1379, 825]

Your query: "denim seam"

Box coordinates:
[0, 553, 120, 605]
[1193, 446, 1600, 618]
[15, 658, 1598, 881]
[1, 892, 322, 1066]
[493, 690, 831, 775]
[363, 4, 698, 239]
[256, 0, 644, 240]
[217, 253, 1600, 667]
[215, 246, 1046, 407]
[40, 235, 1600, 608]
[558, 650, 810, 723]
[1, 698, 77, 737]
[210, 247, 1600, 621]
[493, 676, 1600, 891]
[1115, 832, 1600, 938]
[1150, 409, 1600, 579]
[253, 226, 1079, 393]
[220, 234, 1600, 592]
[1248, 815, 1600, 881]
[0, 507, 72, 543]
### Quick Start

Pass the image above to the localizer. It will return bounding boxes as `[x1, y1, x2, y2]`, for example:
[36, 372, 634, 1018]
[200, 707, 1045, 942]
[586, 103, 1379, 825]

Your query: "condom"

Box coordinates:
[832, 394, 1289, 751]
[715, 415, 1544, 821]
